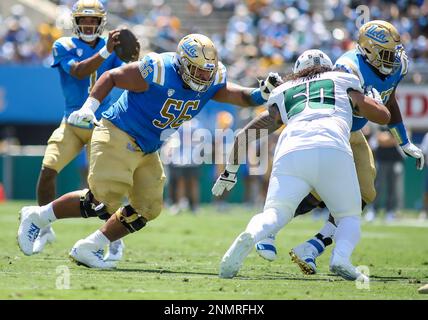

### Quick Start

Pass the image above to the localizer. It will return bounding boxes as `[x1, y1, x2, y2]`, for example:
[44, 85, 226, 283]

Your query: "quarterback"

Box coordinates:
[17, 33, 280, 268]
[253, 20, 425, 272]
[34, 0, 128, 260]
[216, 49, 391, 280]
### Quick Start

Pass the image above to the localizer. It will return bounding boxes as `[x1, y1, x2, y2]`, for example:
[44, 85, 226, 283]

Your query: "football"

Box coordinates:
[114, 28, 140, 63]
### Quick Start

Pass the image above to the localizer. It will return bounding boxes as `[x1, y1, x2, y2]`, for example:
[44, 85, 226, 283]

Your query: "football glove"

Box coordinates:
[68, 108, 98, 127]
[259, 72, 283, 101]
[212, 169, 238, 197]
[366, 87, 383, 105]
[401, 142, 425, 170]
[68, 97, 100, 127]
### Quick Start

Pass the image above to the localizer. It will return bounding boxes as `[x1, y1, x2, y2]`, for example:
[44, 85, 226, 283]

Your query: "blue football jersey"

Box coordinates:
[51, 36, 124, 122]
[334, 49, 408, 131]
[102, 52, 227, 153]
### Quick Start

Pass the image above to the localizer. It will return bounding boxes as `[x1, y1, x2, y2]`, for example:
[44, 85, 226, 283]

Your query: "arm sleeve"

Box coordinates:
[267, 89, 287, 124]
[51, 40, 77, 75]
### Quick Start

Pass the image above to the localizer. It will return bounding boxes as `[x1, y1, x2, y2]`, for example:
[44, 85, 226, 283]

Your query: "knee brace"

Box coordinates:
[80, 190, 111, 220]
[294, 193, 324, 217]
[116, 205, 147, 233]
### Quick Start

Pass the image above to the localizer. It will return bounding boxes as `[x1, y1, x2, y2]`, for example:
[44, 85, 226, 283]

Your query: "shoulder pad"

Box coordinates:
[399, 52, 409, 78]
[54, 37, 76, 52]
[139, 52, 166, 85]
[213, 61, 227, 86]
[334, 54, 364, 87]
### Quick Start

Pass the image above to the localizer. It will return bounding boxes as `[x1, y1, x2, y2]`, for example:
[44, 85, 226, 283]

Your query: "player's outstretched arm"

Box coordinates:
[68, 62, 148, 126]
[386, 90, 424, 169]
[212, 73, 283, 107]
[349, 89, 391, 125]
[70, 29, 121, 80]
[212, 104, 283, 197]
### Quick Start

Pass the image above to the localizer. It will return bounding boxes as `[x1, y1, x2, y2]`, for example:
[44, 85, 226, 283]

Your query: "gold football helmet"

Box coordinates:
[357, 20, 404, 75]
[176, 34, 218, 92]
[71, 0, 107, 42]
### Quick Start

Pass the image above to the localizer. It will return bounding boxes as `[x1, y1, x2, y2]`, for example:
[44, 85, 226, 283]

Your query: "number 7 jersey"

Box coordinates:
[267, 71, 363, 159]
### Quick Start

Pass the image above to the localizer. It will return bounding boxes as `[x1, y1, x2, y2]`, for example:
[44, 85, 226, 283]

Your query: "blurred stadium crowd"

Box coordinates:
[1, 0, 427, 84]
[0, 0, 427, 218]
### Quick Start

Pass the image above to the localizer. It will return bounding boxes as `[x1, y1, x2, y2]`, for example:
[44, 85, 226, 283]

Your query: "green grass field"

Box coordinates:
[1, 201, 428, 300]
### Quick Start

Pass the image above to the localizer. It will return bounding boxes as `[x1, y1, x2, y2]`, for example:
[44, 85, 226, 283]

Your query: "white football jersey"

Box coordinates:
[267, 71, 363, 160]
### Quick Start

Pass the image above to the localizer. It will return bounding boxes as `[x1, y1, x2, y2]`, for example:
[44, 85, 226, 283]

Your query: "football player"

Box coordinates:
[17, 33, 280, 268]
[253, 20, 425, 273]
[216, 49, 391, 280]
[34, 0, 127, 260]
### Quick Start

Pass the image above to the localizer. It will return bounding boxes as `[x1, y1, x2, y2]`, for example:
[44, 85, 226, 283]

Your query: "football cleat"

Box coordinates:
[69, 239, 116, 269]
[418, 283, 428, 294]
[289, 239, 325, 275]
[104, 239, 125, 262]
[17, 206, 45, 256]
[255, 234, 277, 261]
[329, 250, 368, 281]
[219, 232, 254, 279]
[33, 225, 56, 254]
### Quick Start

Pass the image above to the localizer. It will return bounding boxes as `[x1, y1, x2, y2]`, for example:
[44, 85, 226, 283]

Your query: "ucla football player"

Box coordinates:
[34, 0, 127, 260]
[252, 20, 425, 273]
[17, 33, 280, 268]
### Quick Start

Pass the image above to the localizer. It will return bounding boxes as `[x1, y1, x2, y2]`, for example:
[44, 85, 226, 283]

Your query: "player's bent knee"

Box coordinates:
[79, 189, 111, 220]
[143, 200, 163, 221]
[116, 205, 147, 233]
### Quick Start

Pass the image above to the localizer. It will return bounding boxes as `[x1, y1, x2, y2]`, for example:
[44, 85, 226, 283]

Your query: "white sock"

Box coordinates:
[318, 221, 336, 239]
[333, 216, 361, 260]
[86, 230, 110, 247]
[38, 203, 57, 226]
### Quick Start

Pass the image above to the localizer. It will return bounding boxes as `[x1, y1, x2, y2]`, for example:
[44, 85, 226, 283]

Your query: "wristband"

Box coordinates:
[250, 88, 266, 105]
[99, 45, 111, 59]
[388, 122, 409, 146]
[82, 96, 101, 113]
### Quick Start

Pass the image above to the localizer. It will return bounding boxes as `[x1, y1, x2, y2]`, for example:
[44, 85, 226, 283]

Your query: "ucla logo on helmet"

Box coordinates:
[182, 39, 198, 58]
[365, 25, 388, 44]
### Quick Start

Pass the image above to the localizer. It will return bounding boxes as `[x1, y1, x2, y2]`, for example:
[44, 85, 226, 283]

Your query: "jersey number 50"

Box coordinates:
[283, 79, 335, 119]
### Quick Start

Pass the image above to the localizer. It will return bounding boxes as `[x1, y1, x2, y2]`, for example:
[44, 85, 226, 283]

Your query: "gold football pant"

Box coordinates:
[42, 120, 92, 172]
[88, 119, 166, 221]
